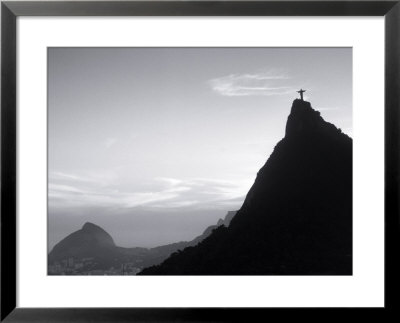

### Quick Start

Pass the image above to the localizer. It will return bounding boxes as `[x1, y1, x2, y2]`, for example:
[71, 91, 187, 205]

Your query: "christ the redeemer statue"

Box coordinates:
[297, 89, 306, 101]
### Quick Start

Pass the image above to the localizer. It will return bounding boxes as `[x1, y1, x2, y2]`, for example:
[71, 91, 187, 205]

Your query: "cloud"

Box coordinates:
[155, 177, 184, 187]
[209, 71, 295, 97]
[49, 174, 188, 209]
[49, 171, 250, 211]
[50, 170, 116, 186]
[51, 171, 90, 182]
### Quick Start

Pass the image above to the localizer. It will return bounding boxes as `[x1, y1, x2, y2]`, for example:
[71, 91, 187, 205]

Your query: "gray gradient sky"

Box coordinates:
[48, 47, 352, 250]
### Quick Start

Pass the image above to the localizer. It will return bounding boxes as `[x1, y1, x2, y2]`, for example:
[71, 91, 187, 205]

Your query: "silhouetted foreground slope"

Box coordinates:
[139, 99, 352, 275]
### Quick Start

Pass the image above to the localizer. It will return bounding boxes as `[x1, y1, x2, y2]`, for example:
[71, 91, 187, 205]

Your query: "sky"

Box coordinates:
[48, 47, 352, 250]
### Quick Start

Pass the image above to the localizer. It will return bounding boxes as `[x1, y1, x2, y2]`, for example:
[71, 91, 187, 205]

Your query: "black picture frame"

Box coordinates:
[1, 1, 399, 321]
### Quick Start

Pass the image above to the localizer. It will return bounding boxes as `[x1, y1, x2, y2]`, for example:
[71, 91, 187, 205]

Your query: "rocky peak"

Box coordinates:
[285, 99, 341, 138]
[82, 222, 102, 232]
[80, 222, 116, 247]
[217, 218, 224, 226]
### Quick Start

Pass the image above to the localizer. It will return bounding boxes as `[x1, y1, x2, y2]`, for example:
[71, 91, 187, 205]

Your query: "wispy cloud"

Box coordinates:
[49, 171, 250, 211]
[50, 171, 117, 186]
[209, 71, 295, 97]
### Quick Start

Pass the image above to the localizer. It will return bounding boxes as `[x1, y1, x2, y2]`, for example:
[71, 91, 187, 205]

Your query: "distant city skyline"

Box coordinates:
[48, 47, 352, 249]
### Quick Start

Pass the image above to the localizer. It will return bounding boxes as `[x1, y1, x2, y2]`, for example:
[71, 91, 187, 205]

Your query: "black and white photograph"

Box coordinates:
[47, 47, 352, 276]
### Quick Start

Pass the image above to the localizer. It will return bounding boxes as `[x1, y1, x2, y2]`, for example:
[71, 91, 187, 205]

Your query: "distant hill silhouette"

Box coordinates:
[49, 222, 116, 265]
[189, 210, 236, 246]
[48, 211, 236, 274]
[139, 99, 352, 275]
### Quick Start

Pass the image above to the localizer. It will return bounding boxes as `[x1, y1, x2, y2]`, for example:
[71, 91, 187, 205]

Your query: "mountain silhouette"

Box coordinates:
[188, 210, 236, 246]
[48, 211, 237, 274]
[139, 99, 353, 275]
[48, 222, 116, 264]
